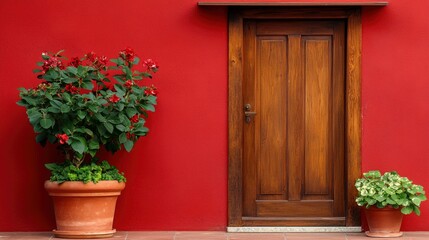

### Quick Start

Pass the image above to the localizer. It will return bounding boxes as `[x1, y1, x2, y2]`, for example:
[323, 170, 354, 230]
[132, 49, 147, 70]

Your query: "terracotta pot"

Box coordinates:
[45, 180, 125, 239]
[364, 206, 403, 238]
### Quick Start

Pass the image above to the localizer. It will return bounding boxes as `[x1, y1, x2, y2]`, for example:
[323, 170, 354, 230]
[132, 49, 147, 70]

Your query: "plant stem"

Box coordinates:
[73, 154, 86, 168]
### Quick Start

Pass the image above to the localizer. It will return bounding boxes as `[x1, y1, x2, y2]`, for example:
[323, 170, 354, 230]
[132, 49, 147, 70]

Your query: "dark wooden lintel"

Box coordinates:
[198, 2, 388, 7]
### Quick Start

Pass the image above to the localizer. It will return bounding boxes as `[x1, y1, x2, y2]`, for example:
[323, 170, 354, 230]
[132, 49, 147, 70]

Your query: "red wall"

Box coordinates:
[0, 0, 428, 231]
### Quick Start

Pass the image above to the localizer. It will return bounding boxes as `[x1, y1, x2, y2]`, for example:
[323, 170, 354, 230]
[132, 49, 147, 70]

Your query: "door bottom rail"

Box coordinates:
[227, 226, 362, 233]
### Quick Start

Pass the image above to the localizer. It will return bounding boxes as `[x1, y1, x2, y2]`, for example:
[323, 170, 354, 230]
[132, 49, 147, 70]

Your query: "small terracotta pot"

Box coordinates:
[45, 180, 125, 239]
[364, 206, 403, 238]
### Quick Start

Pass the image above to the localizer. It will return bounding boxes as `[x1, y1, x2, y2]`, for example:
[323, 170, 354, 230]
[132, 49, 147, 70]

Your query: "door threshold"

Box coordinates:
[227, 226, 362, 233]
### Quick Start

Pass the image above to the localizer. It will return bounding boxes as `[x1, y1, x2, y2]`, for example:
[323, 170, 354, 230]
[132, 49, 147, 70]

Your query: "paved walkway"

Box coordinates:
[1, 231, 429, 240]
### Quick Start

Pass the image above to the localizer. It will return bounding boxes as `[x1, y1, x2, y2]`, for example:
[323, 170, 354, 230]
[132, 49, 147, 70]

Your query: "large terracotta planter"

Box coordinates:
[365, 206, 403, 238]
[45, 180, 125, 239]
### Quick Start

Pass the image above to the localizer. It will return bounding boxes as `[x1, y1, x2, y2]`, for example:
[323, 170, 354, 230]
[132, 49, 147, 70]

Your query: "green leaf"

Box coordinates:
[134, 127, 149, 136]
[414, 206, 421, 216]
[119, 133, 127, 144]
[40, 118, 53, 129]
[97, 99, 108, 105]
[104, 122, 114, 133]
[125, 108, 137, 118]
[63, 78, 77, 84]
[133, 57, 140, 65]
[50, 99, 63, 108]
[412, 197, 422, 206]
[107, 66, 120, 70]
[88, 140, 99, 150]
[142, 72, 152, 78]
[113, 75, 125, 84]
[22, 96, 37, 106]
[88, 104, 99, 113]
[45, 92, 53, 100]
[142, 104, 155, 112]
[46, 107, 61, 113]
[18, 87, 28, 92]
[82, 93, 95, 100]
[62, 92, 71, 102]
[111, 58, 125, 65]
[45, 163, 60, 171]
[114, 84, 125, 96]
[61, 104, 71, 113]
[66, 66, 78, 75]
[82, 81, 94, 90]
[35, 133, 47, 146]
[84, 128, 94, 136]
[88, 149, 97, 157]
[122, 66, 132, 79]
[132, 75, 143, 80]
[71, 140, 85, 154]
[77, 110, 86, 120]
[116, 124, 126, 131]
[124, 140, 134, 152]
[16, 100, 27, 107]
[77, 65, 86, 76]
[33, 69, 42, 73]
[95, 113, 107, 123]
[401, 206, 413, 215]
[116, 103, 124, 111]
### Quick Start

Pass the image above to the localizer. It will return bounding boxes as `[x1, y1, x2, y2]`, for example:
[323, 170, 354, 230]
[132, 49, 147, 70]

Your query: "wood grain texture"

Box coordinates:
[287, 35, 304, 202]
[257, 21, 334, 35]
[243, 20, 257, 216]
[258, 37, 287, 196]
[228, 9, 244, 227]
[346, 8, 362, 227]
[242, 217, 345, 226]
[303, 37, 331, 197]
[240, 7, 354, 19]
[228, 8, 362, 228]
[198, 2, 388, 6]
[333, 21, 346, 218]
[257, 201, 333, 217]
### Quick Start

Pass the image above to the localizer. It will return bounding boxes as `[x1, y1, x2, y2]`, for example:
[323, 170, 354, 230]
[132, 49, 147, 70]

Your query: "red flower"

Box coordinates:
[86, 51, 97, 62]
[144, 85, 158, 96]
[93, 55, 108, 69]
[65, 84, 79, 94]
[104, 81, 115, 90]
[119, 47, 136, 62]
[130, 114, 139, 123]
[124, 80, 134, 88]
[99, 56, 108, 65]
[109, 94, 120, 103]
[68, 57, 81, 67]
[143, 59, 158, 71]
[35, 82, 50, 91]
[42, 57, 64, 71]
[55, 133, 69, 144]
[126, 132, 135, 140]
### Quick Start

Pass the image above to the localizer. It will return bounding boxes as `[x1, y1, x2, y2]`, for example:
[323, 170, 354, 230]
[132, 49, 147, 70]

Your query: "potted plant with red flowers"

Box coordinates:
[17, 48, 159, 239]
[355, 170, 426, 238]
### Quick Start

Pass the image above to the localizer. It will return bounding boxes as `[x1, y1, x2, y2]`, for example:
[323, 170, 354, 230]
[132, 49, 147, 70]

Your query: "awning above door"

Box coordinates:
[198, 2, 388, 7]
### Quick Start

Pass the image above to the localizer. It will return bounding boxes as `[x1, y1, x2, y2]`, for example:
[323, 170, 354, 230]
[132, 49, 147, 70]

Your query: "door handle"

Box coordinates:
[244, 104, 257, 123]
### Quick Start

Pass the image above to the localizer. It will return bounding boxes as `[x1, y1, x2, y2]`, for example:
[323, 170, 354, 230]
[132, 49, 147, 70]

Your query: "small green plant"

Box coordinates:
[46, 160, 126, 183]
[17, 48, 159, 182]
[355, 170, 427, 215]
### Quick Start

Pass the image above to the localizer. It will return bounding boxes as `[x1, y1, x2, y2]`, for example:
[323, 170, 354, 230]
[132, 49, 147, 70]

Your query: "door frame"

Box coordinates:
[228, 7, 362, 227]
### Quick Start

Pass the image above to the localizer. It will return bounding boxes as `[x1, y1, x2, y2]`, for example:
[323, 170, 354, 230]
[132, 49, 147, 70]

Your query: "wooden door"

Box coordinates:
[242, 20, 346, 226]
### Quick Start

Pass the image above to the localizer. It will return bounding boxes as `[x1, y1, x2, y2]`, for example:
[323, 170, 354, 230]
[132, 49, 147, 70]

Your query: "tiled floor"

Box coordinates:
[0, 231, 429, 240]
